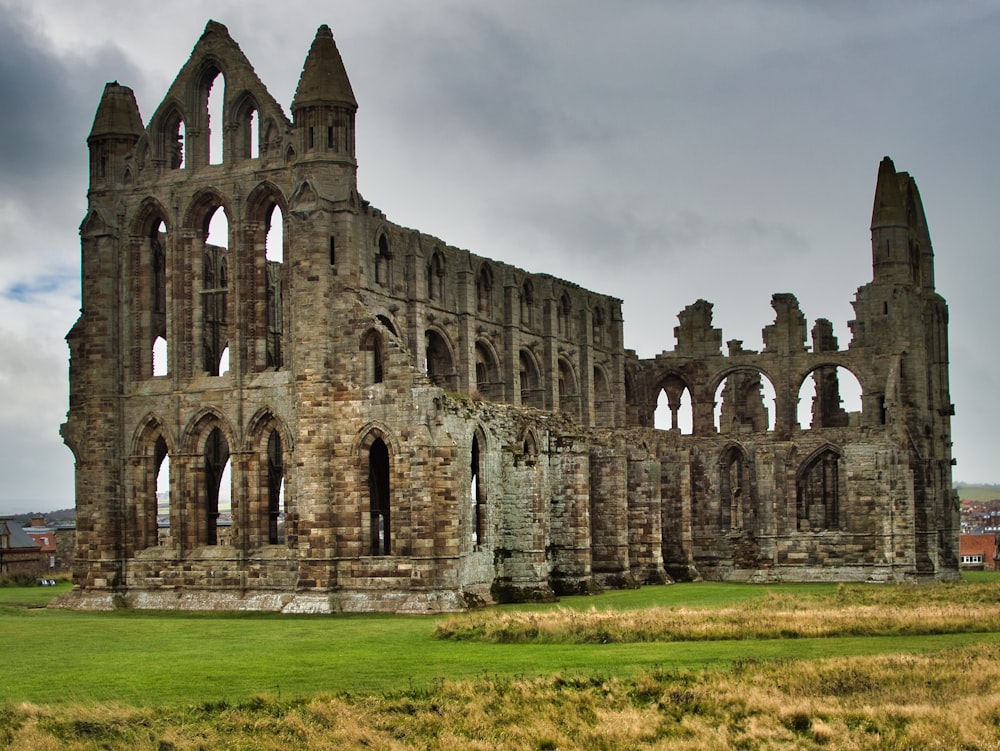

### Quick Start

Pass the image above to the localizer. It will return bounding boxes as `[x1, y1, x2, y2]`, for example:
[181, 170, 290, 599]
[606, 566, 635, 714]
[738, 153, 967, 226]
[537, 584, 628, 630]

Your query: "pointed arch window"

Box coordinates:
[476, 264, 494, 316]
[520, 280, 535, 328]
[719, 446, 748, 531]
[203, 427, 230, 546]
[362, 329, 384, 384]
[427, 250, 445, 302]
[368, 438, 391, 555]
[154, 437, 170, 545]
[267, 431, 284, 545]
[796, 447, 842, 532]
[375, 234, 392, 287]
[265, 204, 284, 368]
[557, 293, 572, 337]
[206, 69, 225, 165]
[471, 433, 486, 546]
[202, 207, 229, 375]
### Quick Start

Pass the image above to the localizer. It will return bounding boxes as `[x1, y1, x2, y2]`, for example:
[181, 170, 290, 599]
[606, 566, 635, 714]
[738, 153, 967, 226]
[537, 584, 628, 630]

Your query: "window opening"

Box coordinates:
[474, 343, 500, 401]
[329, 236, 336, 266]
[425, 331, 454, 389]
[152, 336, 168, 377]
[375, 234, 391, 286]
[471, 435, 485, 546]
[719, 447, 746, 530]
[714, 371, 776, 433]
[265, 205, 283, 262]
[476, 265, 493, 315]
[204, 428, 230, 545]
[249, 107, 259, 159]
[520, 281, 534, 327]
[267, 431, 284, 545]
[155, 438, 170, 544]
[798, 366, 863, 429]
[654, 377, 692, 434]
[519, 350, 543, 409]
[362, 330, 384, 384]
[593, 366, 614, 427]
[368, 438, 391, 555]
[207, 71, 224, 165]
[265, 204, 284, 369]
[202, 207, 229, 375]
[797, 448, 841, 531]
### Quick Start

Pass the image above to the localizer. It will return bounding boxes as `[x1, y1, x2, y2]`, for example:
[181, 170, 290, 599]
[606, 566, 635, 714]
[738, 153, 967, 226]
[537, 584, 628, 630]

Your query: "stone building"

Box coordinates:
[59, 22, 959, 613]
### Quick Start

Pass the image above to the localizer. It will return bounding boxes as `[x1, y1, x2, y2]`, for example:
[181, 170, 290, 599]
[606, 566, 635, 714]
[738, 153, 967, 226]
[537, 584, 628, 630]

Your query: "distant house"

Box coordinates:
[959, 534, 999, 571]
[0, 517, 42, 575]
[24, 518, 58, 570]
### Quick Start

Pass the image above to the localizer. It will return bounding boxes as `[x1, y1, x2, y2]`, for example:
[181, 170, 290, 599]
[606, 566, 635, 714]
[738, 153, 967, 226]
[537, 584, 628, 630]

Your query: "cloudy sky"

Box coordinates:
[0, 0, 997, 514]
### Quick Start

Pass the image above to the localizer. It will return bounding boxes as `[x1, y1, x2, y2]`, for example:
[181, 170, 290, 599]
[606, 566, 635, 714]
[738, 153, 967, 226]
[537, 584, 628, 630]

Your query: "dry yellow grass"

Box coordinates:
[4, 643, 1000, 749]
[434, 583, 1000, 643]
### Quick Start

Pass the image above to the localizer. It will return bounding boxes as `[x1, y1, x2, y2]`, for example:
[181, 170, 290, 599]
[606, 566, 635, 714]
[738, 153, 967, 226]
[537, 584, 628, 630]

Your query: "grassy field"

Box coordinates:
[2, 576, 999, 748]
[956, 484, 1000, 502]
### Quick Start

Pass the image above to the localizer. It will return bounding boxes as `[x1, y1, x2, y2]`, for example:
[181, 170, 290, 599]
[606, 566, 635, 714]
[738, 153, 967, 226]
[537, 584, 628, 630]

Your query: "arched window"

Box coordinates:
[796, 447, 842, 532]
[594, 366, 614, 427]
[520, 280, 534, 328]
[203, 427, 230, 546]
[425, 330, 455, 390]
[592, 305, 605, 345]
[654, 375, 692, 434]
[476, 264, 494, 316]
[265, 204, 283, 368]
[427, 250, 445, 302]
[368, 437, 391, 555]
[162, 110, 185, 170]
[719, 445, 747, 530]
[558, 357, 580, 421]
[797, 366, 863, 429]
[557, 293, 572, 337]
[474, 342, 501, 401]
[154, 436, 170, 545]
[375, 233, 392, 287]
[267, 431, 284, 545]
[471, 432, 486, 546]
[202, 206, 229, 375]
[234, 95, 259, 160]
[715, 370, 776, 433]
[519, 350, 543, 409]
[362, 329, 384, 384]
[206, 70, 225, 165]
[152, 336, 168, 377]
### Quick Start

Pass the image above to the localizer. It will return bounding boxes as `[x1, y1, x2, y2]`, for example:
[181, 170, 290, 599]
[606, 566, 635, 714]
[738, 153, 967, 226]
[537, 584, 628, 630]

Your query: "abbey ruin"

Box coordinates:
[59, 22, 959, 612]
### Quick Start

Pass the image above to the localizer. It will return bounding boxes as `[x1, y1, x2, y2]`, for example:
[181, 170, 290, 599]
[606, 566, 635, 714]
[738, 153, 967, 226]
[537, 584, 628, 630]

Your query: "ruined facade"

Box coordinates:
[59, 22, 958, 613]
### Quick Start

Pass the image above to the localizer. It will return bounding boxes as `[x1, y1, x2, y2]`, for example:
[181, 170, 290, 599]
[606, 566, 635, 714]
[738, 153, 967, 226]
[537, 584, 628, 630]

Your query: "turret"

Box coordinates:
[87, 82, 143, 191]
[870, 156, 934, 290]
[292, 25, 358, 165]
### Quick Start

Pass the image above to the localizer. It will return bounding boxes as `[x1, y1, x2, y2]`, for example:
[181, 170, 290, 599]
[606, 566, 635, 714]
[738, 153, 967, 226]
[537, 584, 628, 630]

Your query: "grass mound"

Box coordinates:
[434, 582, 1000, 643]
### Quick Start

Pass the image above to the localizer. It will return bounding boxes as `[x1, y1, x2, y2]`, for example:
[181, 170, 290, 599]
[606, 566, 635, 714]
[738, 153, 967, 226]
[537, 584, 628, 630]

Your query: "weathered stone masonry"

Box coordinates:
[59, 22, 958, 613]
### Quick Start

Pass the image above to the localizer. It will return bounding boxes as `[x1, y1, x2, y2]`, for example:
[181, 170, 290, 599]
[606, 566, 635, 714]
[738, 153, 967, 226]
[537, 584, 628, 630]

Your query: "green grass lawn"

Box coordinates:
[1, 577, 998, 708]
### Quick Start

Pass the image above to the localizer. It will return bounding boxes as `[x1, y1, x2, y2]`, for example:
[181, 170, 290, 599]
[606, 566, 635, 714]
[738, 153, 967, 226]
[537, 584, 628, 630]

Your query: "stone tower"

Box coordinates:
[60, 22, 958, 614]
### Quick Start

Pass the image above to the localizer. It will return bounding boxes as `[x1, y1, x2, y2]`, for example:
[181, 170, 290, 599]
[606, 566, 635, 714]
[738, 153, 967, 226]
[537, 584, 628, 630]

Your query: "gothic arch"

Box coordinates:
[593, 363, 615, 427]
[374, 229, 393, 287]
[470, 425, 490, 547]
[711, 366, 777, 434]
[654, 371, 693, 433]
[796, 363, 865, 429]
[361, 327, 386, 384]
[127, 414, 174, 552]
[130, 197, 171, 237]
[355, 423, 399, 556]
[149, 99, 187, 168]
[796, 443, 844, 532]
[717, 442, 753, 531]
[474, 339, 502, 401]
[184, 189, 232, 236]
[519, 348, 544, 409]
[476, 262, 495, 316]
[230, 89, 261, 160]
[244, 407, 293, 547]
[427, 248, 446, 303]
[557, 356, 581, 421]
[182, 407, 238, 455]
[352, 420, 402, 458]
[425, 327, 456, 389]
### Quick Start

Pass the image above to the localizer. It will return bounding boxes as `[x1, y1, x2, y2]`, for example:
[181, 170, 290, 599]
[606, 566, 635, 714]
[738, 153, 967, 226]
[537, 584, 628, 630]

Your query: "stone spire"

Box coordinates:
[870, 156, 906, 230]
[292, 25, 357, 111]
[88, 82, 144, 143]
